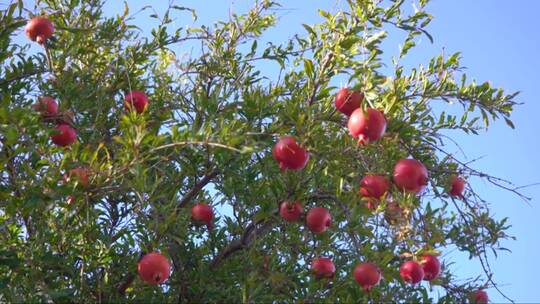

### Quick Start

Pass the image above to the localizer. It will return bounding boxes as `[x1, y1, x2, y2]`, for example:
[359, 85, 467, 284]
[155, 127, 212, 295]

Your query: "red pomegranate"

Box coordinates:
[124, 91, 149, 114]
[305, 207, 331, 234]
[420, 255, 440, 281]
[51, 124, 77, 147]
[334, 88, 363, 116]
[33, 96, 58, 115]
[393, 159, 429, 193]
[311, 257, 336, 279]
[66, 195, 75, 205]
[400, 261, 424, 284]
[359, 175, 390, 199]
[347, 108, 387, 145]
[272, 136, 309, 171]
[68, 167, 90, 187]
[471, 290, 488, 304]
[449, 175, 465, 198]
[279, 201, 303, 222]
[384, 201, 404, 224]
[353, 262, 381, 291]
[137, 252, 171, 285]
[25, 16, 54, 44]
[191, 203, 214, 229]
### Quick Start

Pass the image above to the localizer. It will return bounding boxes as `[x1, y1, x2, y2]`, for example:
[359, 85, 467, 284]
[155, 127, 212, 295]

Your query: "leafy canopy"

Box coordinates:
[0, 0, 522, 302]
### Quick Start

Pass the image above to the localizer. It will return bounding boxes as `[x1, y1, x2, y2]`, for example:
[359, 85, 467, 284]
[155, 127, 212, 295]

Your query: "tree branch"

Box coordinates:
[177, 168, 219, 209]
[116, 168, 219, 295]
[117, 273, 136, 296]
[308, 52, 334, 106]
[208, 216, 275, 270]
[0, 68, 47, 87]
[152, 141, 243, 153]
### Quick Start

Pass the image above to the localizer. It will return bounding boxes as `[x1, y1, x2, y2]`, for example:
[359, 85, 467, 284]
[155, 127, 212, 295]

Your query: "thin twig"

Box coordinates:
[209, 214, 276, 269]
[151, 141, 243, 153]
[177, 168, 219, 209]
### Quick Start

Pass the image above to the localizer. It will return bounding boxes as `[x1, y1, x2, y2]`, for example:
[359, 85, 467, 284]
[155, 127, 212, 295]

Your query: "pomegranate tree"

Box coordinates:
[1, 0, 522, 302]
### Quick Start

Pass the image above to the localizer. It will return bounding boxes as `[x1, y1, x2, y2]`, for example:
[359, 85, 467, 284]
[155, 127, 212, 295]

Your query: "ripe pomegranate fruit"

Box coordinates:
[400, 261, 424, 284]
[449, 175, 466, 198]
[68, 167, 90, 187]
[305, 207, 331, 234]
[471, 290, 488, 304]
[384, 201, 404, 224]
[137, 252, 171, 285]
[420, 255, 440, 281]
[334, 88, 362, 116]
[51, 124, 77, 147]
[33, 96, 58, 115]
[359, 175, 390, 199]
[347, 108, 387, 145]
[393, 159, 429, 193]
[191, 203, 214, 229]
[279, 201, 303, 222]
[311, 257, 335, 279]
[25, 16, 54, 44]
[124, 91, 149, 114]
[353, 262, 381, 291]
[272, 136, 309, 171]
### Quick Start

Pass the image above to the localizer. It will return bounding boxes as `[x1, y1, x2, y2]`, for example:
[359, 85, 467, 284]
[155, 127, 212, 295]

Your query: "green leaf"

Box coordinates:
[303, 59, 315, 79]
[340, 37, 360, 50]
[365, 31, 387, 47]
[504, 117, 515, 129]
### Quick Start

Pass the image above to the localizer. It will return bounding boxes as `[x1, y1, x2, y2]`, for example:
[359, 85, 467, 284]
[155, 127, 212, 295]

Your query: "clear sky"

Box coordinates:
[27, 0, 540, 302]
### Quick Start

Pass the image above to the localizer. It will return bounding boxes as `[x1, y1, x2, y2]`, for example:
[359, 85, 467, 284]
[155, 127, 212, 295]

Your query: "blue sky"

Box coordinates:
[19, 0, 539, 301]
[100, 0, 539, 302]
[421, 1, 540, 302]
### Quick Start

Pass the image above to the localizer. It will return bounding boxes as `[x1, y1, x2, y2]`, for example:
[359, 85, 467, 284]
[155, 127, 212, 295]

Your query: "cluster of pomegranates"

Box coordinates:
[350, 254, 441, 290]
[33, 90, 148, 148]
[28, 16, 149, 149]
[27, 16, 174, 286]
[280, 202, 332, 234]
[271, 87, 482, 300]
[26, 16, 484, 301]
[25, 17, 77, 145]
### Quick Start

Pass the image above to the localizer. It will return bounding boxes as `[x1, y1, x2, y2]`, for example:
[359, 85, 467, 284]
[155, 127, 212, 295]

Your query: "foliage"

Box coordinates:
[0, 0, 522, 302]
